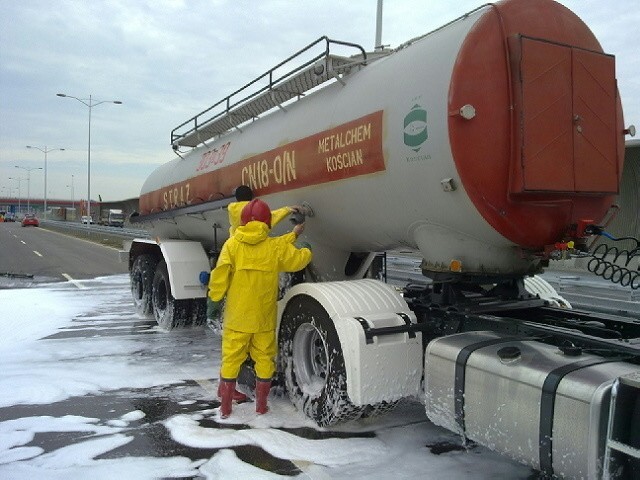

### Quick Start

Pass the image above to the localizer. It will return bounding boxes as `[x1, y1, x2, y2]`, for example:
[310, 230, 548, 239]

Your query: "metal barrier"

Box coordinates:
[40, 220, 149, 250]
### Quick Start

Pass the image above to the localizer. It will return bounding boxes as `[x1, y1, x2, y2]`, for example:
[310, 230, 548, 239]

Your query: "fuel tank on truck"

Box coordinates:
[137, 0, 628, 282]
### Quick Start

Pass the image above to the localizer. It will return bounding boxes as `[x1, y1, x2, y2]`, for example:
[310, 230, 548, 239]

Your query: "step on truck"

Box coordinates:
[127, 1, 640, 478]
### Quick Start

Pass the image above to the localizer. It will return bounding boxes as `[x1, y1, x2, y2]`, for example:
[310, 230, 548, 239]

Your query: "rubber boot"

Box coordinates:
[217, 380, 248, 402]
[218, 379, 236, 419]
[255, 379, 271, 415]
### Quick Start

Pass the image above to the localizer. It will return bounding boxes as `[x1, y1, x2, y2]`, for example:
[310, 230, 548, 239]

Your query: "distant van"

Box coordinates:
[81, 215, 94, 224]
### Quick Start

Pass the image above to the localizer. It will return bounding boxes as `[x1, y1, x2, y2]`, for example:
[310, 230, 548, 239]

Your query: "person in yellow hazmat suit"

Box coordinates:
[208, 198, 312, 418]
[227, 185, 301, 237]
[213, 185, 303, 403]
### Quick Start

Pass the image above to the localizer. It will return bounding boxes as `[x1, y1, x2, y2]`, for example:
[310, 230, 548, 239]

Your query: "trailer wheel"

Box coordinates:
[151, 260, 190, 330]
[189, 298, 208, 326]
[630, 395, 640, 477]
[130, 254, 158, 316]
[278, 295, 364, 427]
[360, 399, 398, 418]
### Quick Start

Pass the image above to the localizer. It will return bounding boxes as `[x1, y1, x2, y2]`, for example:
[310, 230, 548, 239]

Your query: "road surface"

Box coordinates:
[0, 222, 127, 288]
[0, 223, 533, 479]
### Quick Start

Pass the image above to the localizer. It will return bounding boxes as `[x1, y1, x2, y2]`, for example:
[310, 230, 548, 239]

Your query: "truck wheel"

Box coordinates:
[278, 295, 364, 427]
[360, 399, 398, 418]
[130, 254, 158, 316]
[189, 298, 208, 326]
[151, 260, 190, 330]
[630, 395, 640, 477]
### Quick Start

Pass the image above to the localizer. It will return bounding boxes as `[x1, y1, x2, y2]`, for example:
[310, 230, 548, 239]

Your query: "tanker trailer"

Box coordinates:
[129, 0, 640, 477]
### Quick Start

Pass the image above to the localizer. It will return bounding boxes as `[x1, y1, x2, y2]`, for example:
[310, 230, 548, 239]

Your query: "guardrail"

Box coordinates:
[40, 220, 149, 249]
[385, 254, 426, 286]
[42, 220, 149, 238]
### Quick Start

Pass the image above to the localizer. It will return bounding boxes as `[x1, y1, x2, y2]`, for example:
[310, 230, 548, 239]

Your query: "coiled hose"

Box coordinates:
[587, 232, 640, 289]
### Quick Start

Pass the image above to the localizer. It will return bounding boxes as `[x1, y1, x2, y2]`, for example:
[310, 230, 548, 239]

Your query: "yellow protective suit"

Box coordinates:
[208, 220, 312, 379]
[227, 201, 292, 236]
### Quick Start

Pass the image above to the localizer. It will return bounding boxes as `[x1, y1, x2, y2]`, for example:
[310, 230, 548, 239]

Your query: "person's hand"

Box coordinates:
[289, 206, 306, 225]
[293, 222, 305, 236]
[209, 300, 222, 317]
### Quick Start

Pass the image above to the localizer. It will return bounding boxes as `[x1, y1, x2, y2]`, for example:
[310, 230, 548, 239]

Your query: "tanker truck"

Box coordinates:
[128, 0, 640, 477]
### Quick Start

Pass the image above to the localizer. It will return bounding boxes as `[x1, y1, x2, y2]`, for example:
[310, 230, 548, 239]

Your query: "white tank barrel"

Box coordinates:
[137, 0, 626, 282]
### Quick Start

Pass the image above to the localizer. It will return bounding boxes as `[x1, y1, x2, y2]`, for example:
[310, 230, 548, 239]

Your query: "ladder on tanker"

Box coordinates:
[171, 36, 370, 149]
[602, 372, 640, 479]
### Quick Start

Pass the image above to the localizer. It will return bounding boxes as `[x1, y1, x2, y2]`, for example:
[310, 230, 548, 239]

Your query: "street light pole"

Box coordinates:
[66, 174, 75, 211]
[14, 166, 42, 214]
[56, 93, 122, 222]
[8, 177, 24, 213]
[26, 145, 65, 220]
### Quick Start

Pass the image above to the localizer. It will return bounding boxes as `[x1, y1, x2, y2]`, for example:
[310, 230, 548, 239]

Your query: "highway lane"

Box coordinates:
[0, 222, 127, 287]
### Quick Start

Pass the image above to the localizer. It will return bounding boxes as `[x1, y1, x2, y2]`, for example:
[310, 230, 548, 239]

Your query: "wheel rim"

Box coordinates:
[292, 323, 328, 397]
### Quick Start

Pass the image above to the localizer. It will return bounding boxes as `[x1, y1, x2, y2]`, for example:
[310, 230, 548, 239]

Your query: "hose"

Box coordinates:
[586, 230, 640, 289]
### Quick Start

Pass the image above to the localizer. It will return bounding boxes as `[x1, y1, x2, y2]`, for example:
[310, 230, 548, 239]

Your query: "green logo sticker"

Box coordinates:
[403, 104, 428, 152]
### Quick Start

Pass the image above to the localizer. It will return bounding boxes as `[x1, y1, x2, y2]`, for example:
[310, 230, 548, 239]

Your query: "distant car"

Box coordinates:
[4, 212, 16, 222]
[81, 215, 94, 224]
[21, 214, 39, 227]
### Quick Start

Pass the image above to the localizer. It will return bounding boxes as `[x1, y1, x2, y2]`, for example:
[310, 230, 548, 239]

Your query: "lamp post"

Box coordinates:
[26, 145, 65, 220]
[56, 93, 122, 221]
[13, 166, 42, 214]
[7, 177, 25, 213]
[0, 186, 12, 201]
[66, 174, 75, 211]
[1, 185, 13, 197]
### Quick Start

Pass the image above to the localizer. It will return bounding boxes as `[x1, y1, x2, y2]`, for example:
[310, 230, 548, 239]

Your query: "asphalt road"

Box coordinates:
[0, 274, 532, 479]
[0, 222, 127, 287]
[0, 222, 535, 479]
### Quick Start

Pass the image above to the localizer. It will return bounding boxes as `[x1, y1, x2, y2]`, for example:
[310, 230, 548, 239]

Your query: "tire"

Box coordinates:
[130, 254, 158, 316]
[151, 260, 191, 330]
[630, 395, 640, 477]
[278, 295, 364, 427]
[360, 399, 399, 419]
[189, 298, 208, 326]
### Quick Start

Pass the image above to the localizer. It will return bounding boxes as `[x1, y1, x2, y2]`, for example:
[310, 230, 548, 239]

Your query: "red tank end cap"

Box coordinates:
[448, 0, 624, 249]
[240, 199, 272, 227]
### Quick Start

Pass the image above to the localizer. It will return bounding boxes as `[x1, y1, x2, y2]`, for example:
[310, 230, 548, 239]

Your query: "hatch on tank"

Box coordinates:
[509, 35, 619, 194]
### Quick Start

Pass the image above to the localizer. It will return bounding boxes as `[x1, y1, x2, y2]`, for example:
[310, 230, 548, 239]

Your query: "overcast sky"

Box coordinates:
[1, 0, 638, 203]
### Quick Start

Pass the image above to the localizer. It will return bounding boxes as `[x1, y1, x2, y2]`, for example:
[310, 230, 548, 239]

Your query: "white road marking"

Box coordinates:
[33, 251, 42, 257]
[62, 273, 88, 290]
[20, 240, 26, 244]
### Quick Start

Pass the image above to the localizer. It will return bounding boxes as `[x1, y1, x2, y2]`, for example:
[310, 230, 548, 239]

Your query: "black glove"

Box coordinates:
[297, 241, 312, 251]
[208, 300, 222, 318]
